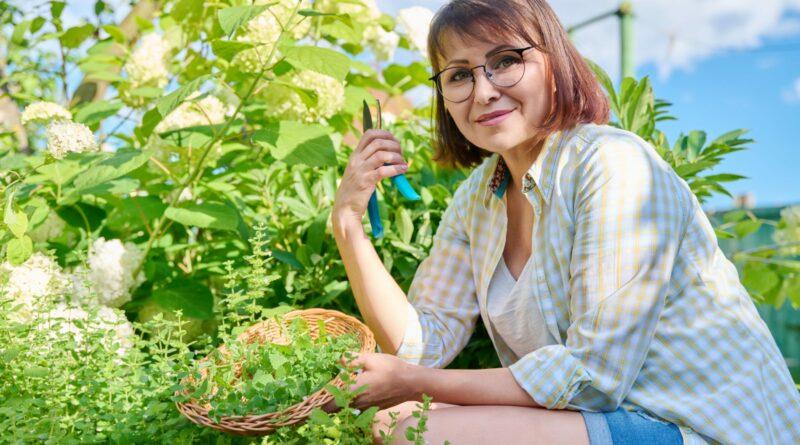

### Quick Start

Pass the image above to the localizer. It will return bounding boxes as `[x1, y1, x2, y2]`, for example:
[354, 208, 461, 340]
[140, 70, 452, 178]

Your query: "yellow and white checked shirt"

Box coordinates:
[395, 123, 800, 444]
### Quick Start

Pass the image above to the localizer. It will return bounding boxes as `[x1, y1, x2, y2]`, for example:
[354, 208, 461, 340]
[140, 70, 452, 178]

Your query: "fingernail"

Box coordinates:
[399, 164, 408, 170]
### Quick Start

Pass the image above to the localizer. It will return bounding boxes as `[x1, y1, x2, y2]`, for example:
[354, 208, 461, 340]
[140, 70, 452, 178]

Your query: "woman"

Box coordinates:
[330, 1, 800, 444]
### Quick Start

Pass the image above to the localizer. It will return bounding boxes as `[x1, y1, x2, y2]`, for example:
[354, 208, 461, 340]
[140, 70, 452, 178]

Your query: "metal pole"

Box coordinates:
[618, 1, 634, 79]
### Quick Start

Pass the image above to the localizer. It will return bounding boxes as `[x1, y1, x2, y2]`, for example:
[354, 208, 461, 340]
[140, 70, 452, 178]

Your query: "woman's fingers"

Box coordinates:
[356, 129, 398, 153]
[360, 135, 402, 161]
[365, 150, 405, 170]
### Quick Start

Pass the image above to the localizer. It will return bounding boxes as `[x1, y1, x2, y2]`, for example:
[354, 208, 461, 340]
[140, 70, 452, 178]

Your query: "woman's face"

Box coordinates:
[437, 30, 553, 154]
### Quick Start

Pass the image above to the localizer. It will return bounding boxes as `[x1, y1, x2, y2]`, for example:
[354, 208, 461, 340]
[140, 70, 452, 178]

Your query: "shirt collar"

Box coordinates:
[482, 130, 564, 208]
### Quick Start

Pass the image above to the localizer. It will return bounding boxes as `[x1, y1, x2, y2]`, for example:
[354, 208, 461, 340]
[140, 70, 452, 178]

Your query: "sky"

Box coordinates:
[13, 0, 800, 211]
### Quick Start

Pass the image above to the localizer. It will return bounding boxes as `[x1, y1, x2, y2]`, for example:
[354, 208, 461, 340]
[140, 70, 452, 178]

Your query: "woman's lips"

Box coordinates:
[476, 109, 513, 126]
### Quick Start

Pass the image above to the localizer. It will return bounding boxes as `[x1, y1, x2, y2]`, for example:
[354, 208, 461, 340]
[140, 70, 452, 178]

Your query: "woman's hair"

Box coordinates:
[427, 0, 610, 169]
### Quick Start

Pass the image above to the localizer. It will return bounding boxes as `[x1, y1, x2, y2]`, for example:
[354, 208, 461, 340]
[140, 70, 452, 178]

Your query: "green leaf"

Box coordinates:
[282, 45, 350, 81]
[11, 20, 31, 45]
[4, 201, 28, 239]
[211, 40, 253, 62]
[31, 159, 84, 186]
[743, 262, 780, 296]
[253, 121, 336, 167]
[395, 207, 413, 244]
[151, 279, 214, 319]
[164, 202, 241, 231]
[60, 24, 95, 48]
[7, 236, 32, 265]
[101, 24, 126, 43]
[156, 75, 212, 119]
[69, 149, 151, 195]
[217, 4, 270, 37]
[733, 220, 761, 238]
[73, 100, 123, 125]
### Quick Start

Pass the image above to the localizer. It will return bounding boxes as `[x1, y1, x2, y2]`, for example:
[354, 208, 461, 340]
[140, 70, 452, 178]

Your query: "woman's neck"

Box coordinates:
[500, 137, 545, 191]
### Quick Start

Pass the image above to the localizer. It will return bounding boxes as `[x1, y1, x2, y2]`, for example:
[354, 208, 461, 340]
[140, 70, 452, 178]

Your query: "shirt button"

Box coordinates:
[522, 173, 535, 193]
[537, 271, 545, 282]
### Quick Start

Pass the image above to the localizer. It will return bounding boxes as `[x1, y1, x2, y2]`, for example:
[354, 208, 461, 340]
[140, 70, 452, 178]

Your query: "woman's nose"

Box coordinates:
[472, 69, 500, 104]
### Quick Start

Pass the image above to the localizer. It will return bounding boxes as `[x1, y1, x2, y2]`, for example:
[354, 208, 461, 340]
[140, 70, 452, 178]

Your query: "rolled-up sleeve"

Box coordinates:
[508, 134, 688, 410]
[394, 187, 479, 369]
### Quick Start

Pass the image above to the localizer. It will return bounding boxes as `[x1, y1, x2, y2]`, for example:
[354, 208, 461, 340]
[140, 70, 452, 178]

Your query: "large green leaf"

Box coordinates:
[69, 149, 151, 195]
[253, 121, 336, 167]
[60, 24, 94, 48]
[217, 4, 270, 37]
[151, 279, 214, 319]
[7, 236, 32, 265]
[4, 199, 28, 239]
[281, 45, 350, 80]
[164, 202, 241, 231]
[74, 100, 123, 125]
[211, 40, 253, 61]
[155, 75, 212, 119]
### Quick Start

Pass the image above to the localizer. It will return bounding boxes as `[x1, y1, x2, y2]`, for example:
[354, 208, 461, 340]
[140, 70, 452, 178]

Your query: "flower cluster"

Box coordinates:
[234, 1, 311, 73]
[45, 121, 99, 159]
[20, 101, 72, 125]
[397, 6, 435, 57]
[124, 33, 172, 89]
[0, 253, 69, 323]
[262, 71, 345, 122]
[37, 304, 135, 358]
[774, 205, 800, 255]
[317, 0, 381, 21]
[154, 92, 231, 133]
[75, 237, 145, 308]
[364, 24, 400, 61]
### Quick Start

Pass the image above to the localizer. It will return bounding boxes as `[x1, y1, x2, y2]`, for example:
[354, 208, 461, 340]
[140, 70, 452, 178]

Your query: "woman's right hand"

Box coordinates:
[332, 129, 408, 226]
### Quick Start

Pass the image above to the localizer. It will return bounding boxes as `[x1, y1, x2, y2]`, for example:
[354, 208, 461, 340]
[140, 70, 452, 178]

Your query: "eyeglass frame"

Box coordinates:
[428, 45, 541, 103]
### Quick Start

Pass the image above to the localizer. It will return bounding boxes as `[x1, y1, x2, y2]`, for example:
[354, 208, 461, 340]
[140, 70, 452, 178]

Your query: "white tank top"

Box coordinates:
[485, 256, 558, 367]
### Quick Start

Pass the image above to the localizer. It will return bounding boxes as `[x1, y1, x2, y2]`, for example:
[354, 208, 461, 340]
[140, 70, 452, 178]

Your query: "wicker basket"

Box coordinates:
[175, 308, 376, 436]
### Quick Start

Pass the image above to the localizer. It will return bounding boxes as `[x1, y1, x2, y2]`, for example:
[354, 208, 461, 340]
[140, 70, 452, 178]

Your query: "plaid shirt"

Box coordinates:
[395, 123, 800, 444]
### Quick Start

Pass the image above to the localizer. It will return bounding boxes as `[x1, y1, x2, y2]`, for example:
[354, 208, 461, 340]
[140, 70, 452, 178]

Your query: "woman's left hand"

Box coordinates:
[322, 352, 421, 412]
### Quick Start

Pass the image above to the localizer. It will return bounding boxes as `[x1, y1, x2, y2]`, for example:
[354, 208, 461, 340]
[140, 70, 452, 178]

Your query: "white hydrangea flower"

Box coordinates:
[124, 33, 172, 89]
[317, 0, 381, 21]
[38, 304, 135, 358]
[20, 101, 72, 125]
[0, 253, 69, 323]
[154, 92, 231, 133]
[774, 205, 800, 255]
[28, 212, 67, 243]
[263, 71, 345, 122]
[364, 24, 399, 61]
[45, 121, 99, 159]
[81, 237, 145, 308]
[397, 6, 434, 57]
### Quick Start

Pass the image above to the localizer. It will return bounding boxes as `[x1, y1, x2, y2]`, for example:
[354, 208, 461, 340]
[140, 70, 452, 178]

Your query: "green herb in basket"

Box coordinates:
[180, 317, 361, 422]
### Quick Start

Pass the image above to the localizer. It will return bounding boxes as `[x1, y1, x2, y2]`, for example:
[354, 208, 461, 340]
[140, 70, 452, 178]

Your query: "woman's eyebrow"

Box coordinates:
[445, 44, 514, 66]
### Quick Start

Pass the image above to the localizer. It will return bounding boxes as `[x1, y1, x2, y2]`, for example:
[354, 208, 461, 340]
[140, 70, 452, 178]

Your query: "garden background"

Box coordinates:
[1, 0, 799, 443]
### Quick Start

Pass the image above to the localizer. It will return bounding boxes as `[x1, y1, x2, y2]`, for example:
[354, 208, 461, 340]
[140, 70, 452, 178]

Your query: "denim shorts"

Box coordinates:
[580, 407, 683, 445]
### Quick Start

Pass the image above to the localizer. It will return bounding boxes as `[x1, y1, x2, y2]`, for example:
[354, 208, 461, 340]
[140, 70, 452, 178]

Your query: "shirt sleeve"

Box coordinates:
[393, 188, 480, 369]
[508, 133, 689, 411]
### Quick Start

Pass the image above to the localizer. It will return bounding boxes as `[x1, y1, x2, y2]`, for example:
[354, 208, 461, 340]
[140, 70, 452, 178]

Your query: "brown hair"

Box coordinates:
[427, 0, 610, 169]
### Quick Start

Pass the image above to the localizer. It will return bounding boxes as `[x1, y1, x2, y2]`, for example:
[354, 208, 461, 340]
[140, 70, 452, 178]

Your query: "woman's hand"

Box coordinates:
[322, 352, 421, 412]
[332, 129, 408, 226]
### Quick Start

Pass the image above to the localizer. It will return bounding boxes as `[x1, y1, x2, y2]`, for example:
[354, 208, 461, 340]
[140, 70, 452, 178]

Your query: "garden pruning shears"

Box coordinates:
[361, 99, 421, 238]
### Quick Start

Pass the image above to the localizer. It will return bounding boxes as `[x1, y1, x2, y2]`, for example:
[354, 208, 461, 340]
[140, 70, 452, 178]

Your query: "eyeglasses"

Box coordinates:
[429, 46, 537, 103]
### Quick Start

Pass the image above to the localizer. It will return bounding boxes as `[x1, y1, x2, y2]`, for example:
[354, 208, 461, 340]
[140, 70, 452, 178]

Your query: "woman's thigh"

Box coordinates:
[388, 405, 589, 445]
[372, 400, 458, 444]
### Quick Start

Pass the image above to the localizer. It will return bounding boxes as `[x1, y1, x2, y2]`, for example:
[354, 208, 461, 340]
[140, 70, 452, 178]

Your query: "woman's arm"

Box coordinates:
[333, 215, 411, 355]
[407, 365, 544, 408]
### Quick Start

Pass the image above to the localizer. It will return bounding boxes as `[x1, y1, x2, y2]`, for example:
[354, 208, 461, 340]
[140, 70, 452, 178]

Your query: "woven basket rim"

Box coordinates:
[174, 308, 376, 436]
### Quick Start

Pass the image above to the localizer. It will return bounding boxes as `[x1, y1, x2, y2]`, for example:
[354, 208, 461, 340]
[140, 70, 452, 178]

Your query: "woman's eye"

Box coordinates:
[449, 70, 472, 82]
[494, 56, 520, 70]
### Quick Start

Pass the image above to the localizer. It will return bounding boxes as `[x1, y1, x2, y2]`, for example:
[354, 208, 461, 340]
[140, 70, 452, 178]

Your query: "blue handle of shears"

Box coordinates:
[367, 167, 421, 238]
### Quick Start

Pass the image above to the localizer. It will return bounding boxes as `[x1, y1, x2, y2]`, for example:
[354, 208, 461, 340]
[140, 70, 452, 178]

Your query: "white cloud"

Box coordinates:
[384, 0, 800, 80]
[781, 77, 800, 103]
